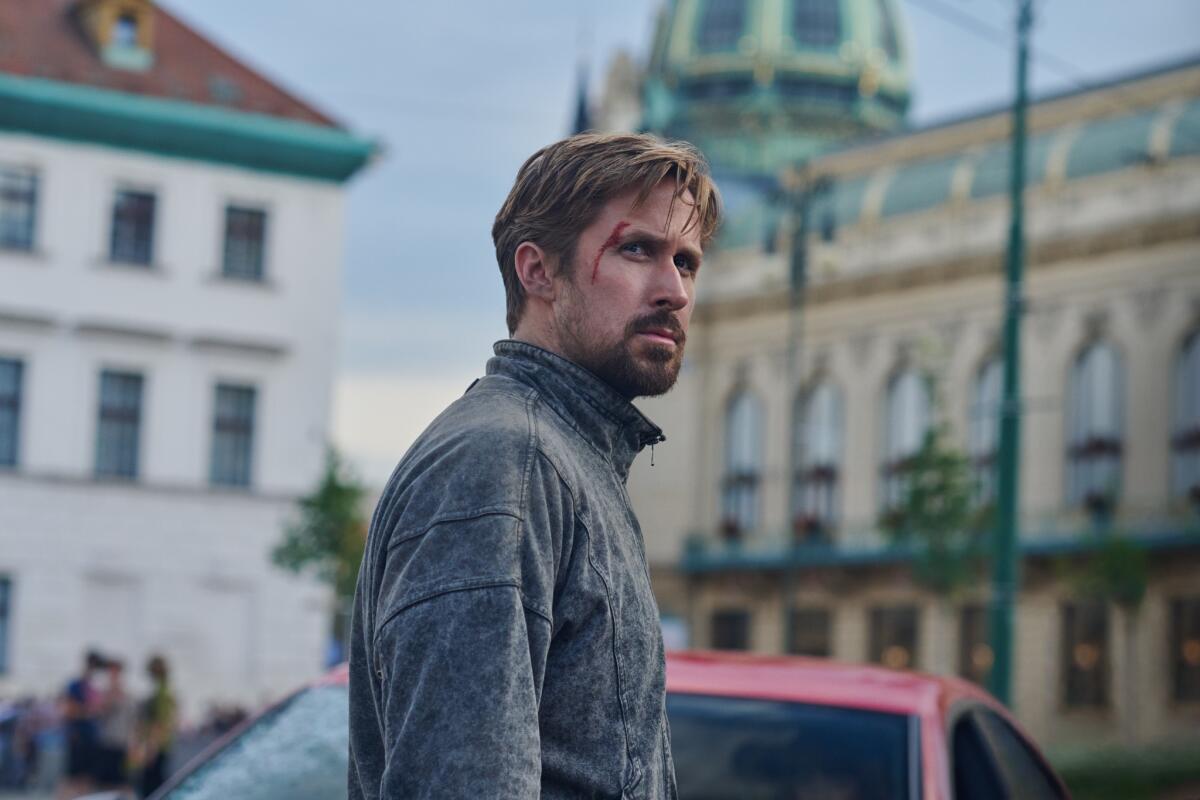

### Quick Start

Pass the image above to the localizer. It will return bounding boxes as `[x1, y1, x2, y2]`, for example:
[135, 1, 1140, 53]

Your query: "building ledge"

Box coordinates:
[680, 520, 1200, 574]
[0, 73, 376, 183]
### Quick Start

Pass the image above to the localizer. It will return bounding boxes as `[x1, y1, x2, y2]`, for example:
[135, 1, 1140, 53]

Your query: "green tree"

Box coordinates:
[272, 448, 368, 641]
[881, 424, 988, 594]
[880, 422, 989, 674]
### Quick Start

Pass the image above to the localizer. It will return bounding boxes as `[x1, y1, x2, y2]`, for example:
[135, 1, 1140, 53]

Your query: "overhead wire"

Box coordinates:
[905, 0, 1200, 150]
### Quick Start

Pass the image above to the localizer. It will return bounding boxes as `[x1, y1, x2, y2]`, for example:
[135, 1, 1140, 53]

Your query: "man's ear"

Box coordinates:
[514, 241, 558, 302]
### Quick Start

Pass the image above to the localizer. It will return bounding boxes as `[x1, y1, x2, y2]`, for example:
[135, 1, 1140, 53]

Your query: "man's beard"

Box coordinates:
[558, 295, 687, 399]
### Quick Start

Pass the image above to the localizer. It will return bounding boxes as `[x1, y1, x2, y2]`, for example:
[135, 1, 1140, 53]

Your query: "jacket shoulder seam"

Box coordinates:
[374, 578, 552, 639]
[384, 507, 523, 552]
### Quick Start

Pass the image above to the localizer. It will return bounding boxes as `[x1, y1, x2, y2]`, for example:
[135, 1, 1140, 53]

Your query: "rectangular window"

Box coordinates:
[868, 605, 919, 670]
[95, 370, 143, 479]
[959, 604, 993, 686]
[109, 189, 156, 265]
[0, 358, 22, 467]
[0, 576, 10, 674]
[222, 206, 268, 281]
[787, 607, 831, 657]
[1170, 597, 1200, 703]
[210, 384, 255, 487]
[698, 0, 747, 52]
[0, 167, 37, 251]
[1062, 600, 1109, 708]
[711, 609, 751, 651]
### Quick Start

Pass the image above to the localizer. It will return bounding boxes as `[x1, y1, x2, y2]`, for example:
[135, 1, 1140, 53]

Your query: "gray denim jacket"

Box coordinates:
[348, 340, 677, 799]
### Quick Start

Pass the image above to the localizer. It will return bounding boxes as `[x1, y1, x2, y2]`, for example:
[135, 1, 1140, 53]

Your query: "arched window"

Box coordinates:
[882, 368, 931, 511]
[1173, 331, 1200, 507]
[969, 358, 1002, 506]
[1066, 342, 1123, 514]
[792, 381, 843, 540]
[722, 389, 763, 539]
[792, 0, 842, 48]
[698, 0, 747, 52]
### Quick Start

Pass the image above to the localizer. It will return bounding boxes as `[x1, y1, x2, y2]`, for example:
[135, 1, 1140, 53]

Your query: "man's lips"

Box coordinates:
[636, 327, 682, 346]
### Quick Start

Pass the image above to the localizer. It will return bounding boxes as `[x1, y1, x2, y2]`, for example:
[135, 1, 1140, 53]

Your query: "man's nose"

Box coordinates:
[651, 258, 689, 310]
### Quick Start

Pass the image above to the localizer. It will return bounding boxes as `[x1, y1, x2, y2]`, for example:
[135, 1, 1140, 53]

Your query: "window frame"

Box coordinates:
[1060, 599, 1110, 711]
[721, 388, 763, 540]
[710, 608, 752, 651]
[221, 204, 269, 282]
[0, 575, 11, 675]
[1172, 330, 1200, 508]
[109, 188, 157, 266]
[1169, 595, 1200, 705]
[0, 357, 23, 468]
[786, 605, 832, 657]
[94, 369, 145, 480]
[696, 0, 749, 53]
[880, 368, 931, 514]
[1065, 341, 1124, 514]
[868, 605, 920, 671]
[790, 0, 843, 49]
[969, 357, 1002, 508]
[958, 603, 993, 686]
[792, 380, 843, 540]
[0, 165, 38, 252]
[209, 383, 256, 488]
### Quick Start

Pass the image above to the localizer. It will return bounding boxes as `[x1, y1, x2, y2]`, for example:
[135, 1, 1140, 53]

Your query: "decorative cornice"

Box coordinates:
[0, 73, 376, 183]
[695, 213, 1200, 324]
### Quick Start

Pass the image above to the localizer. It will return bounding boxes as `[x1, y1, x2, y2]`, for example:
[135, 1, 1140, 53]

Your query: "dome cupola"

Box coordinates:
[643, 0, 912, 174]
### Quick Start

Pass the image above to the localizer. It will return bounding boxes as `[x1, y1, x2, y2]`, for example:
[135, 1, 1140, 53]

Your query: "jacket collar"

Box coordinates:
[486, 339, 665, 478]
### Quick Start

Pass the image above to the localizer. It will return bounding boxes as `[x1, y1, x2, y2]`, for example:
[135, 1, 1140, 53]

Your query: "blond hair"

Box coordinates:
[492, 132, 721, 334]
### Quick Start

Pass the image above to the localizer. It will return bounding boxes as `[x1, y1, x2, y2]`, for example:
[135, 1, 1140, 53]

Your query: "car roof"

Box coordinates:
[666, 650, 997, 720]
[319, 650, 998, 719]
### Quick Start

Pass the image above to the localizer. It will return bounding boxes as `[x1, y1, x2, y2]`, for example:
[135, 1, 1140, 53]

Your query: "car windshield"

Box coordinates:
[163, 684, 349, 800]
[667, 692, 914, 800]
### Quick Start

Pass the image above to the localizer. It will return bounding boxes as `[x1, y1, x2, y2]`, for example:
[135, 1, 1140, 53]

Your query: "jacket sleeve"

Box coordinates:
[370, 453, 571, 799]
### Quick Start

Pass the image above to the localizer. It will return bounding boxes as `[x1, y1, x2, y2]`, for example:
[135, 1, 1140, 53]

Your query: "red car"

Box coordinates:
[147, 652, 1068, 799]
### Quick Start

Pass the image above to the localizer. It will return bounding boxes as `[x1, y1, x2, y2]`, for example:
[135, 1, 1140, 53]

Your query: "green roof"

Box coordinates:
[879, 154, 958, 218]
[1170, 97, 1200, 158]
[969, 132, 1054, 199]
[0, 73, 375, 183]
[1064, 108, 1157, 180]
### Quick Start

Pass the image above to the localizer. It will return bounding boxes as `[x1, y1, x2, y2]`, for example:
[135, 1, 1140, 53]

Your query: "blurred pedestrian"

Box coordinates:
[93, 657, 135, 796]
[57, 649, 104, 799]
[134, 654, 176, 797]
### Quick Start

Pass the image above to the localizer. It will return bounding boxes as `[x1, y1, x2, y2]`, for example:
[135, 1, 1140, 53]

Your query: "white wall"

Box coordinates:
[0, 130, 348, 714]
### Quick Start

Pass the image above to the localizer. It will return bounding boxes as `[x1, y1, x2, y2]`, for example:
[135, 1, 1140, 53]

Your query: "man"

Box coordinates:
[348, 132, 720, 799]
[58, 650, 103, 800]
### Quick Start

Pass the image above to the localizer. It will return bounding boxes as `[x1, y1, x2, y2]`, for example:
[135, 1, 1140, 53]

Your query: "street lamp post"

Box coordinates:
[989, 0, 1034, 708]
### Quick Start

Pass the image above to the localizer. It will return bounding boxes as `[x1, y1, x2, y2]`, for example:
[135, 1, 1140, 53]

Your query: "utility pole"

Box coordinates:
[782, 165, 827, 652]
[989, 0, 1033, 707]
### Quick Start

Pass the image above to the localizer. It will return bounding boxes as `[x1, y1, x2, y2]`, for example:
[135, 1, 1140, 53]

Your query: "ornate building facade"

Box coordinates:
[594, 0, 1200, 748]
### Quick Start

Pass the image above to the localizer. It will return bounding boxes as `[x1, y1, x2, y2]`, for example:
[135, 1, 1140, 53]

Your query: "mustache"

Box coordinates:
[629, 311, 686, 344]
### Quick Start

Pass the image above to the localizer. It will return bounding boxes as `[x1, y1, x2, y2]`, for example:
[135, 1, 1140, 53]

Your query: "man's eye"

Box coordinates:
[674, 254, 696, 272]
[622, 242, 647, 256]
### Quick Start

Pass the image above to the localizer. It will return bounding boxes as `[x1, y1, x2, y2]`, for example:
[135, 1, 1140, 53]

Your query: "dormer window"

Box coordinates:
[75, 0, 154, 71]
[113, 14, 138, 48]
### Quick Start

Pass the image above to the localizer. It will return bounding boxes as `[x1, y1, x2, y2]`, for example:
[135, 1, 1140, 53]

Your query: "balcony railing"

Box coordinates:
[680, 507, 1200, 573]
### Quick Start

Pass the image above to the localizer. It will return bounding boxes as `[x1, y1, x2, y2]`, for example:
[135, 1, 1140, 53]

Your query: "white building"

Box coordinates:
[0, 0, 373, 717]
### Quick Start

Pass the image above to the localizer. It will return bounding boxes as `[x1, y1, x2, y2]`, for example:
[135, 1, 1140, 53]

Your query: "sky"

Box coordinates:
[160, 0, 1200, 486]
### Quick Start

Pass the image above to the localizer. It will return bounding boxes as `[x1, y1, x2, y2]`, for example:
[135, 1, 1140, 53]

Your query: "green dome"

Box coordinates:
[643, 0, 912, 174]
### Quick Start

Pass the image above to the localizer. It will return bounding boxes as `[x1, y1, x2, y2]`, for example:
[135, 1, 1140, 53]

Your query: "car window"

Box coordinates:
[162, 684, 348, 800]
[951, 709, 1064, 800]
[972, 710, 1064, 799]
[667, 692, 914, 800]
